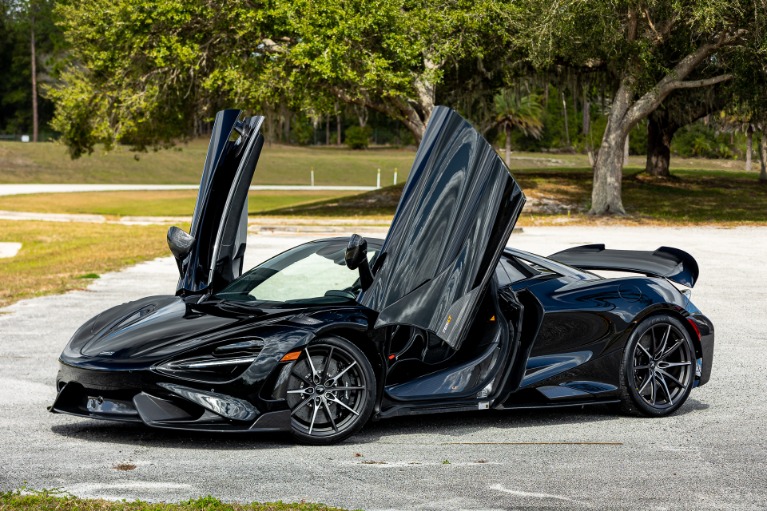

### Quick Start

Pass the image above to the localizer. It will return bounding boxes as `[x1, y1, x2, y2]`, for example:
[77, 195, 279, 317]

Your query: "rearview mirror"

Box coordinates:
[345, 234, 373, 291]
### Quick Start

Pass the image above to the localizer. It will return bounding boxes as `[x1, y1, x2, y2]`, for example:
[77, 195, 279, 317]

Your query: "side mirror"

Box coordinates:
[345, 234, 367, 270]
[345, 234, 373, 291]
[167, 226, 195, 273]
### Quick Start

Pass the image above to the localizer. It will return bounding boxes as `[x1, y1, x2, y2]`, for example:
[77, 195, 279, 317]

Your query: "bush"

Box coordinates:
[672, 122, 737, 159]
[344, 125, 371, 149]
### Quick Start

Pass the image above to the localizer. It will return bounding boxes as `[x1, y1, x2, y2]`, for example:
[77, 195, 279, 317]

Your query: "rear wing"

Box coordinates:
[548, 244, 699, 288]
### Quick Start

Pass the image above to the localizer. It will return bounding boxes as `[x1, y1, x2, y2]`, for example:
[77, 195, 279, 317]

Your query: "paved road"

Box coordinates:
[0, 184, 376, 196]
[1, 227, 765, 510]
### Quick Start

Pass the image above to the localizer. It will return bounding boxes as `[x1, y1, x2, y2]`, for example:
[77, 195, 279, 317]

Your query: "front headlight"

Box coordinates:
[154, 337, 264, 383]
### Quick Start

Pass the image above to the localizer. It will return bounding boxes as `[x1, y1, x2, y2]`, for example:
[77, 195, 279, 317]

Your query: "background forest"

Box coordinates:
[2, 0, 767, 214]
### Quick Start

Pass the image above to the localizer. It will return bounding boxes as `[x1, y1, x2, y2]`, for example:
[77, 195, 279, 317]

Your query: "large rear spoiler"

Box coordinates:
[549, 244, 699, 288]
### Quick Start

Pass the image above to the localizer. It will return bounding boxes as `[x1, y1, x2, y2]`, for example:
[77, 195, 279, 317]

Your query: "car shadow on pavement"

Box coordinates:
[50, 421, 295, 449]
[49, 399, 710, 447]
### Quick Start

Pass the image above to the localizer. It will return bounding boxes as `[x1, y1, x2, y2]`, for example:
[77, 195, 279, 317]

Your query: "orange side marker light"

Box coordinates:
[280, 351, 301, 362]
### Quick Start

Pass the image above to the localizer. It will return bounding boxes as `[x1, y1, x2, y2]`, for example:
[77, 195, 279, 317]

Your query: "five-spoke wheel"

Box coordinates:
[620, 315, 696, 416]
[285, 336, 375, 444]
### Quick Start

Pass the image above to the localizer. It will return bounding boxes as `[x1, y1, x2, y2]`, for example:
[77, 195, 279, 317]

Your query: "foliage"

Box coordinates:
[492, 91, 543, 139]
[344, 125, 371, 149]
[505, 0, 767, 213]
[672, 122, 740, 159]
[47, 0, 505, 157]
[0, 0, 63, 136]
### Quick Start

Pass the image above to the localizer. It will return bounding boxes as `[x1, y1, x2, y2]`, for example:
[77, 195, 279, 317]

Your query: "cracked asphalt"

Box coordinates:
[1, 226, 765, 510]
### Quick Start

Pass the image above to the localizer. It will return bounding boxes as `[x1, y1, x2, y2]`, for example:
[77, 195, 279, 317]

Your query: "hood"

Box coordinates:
[169, 110, 265, 295]
[62, 296, 277, 366]
[358, 106, 525, 350]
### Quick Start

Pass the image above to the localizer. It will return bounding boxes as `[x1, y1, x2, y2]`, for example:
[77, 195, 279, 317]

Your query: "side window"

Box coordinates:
[495, 256, 529, 287]
[514, 256, 559, 277]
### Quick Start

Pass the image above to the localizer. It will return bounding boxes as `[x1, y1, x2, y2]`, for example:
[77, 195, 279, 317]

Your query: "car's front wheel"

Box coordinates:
[285, 336, 376, 444]
[619, 314, 696, 417]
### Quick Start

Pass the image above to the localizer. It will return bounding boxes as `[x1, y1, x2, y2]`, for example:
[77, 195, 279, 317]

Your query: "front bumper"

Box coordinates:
[50, 362, 292, 432]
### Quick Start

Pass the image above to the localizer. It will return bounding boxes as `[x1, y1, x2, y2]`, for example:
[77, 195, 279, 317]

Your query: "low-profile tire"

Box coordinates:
[285, 336, 376, 445]
[618, 314, 696, 417]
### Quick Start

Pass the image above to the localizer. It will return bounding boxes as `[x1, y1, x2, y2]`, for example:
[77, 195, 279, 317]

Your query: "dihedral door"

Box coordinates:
[177, 110, 265, 295]
[358, 106, 525, 349]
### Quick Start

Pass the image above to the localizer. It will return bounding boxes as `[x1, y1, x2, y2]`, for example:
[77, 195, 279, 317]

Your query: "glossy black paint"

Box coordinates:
[549, 244, 700, 288]
[359, 106, 525, 350]
[51, 106, 714, 438]
[175, 110, 264, 294]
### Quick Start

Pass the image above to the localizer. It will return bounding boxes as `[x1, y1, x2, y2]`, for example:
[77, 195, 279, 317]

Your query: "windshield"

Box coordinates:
[214, 239, 378, 306]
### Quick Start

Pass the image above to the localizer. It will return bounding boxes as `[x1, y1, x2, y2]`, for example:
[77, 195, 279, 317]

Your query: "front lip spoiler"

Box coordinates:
[51, 382, 291, 433]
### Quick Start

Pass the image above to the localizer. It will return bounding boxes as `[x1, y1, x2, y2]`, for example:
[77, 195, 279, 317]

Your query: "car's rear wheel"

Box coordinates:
[619, 314, 696, 417]
[285, 336, 375, 445]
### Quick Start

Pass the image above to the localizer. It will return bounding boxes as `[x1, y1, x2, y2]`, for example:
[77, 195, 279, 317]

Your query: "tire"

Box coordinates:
[618, 314, 696, 417]
[285, 336, 376, 445]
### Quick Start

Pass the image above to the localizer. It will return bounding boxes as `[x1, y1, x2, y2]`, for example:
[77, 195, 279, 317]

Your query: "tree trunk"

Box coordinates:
[504, 124, 511, 168]
[759, 130, 767, 183]
[30, 17, 38, 142]
[645, 115, 676, 177]
[624, 131, 630, 162]
[583, 86, 593, 167]
[746, 124, 753, 171]
[325, 116, 330, 145]
[561, 91, 570, 147]
[582, 90, 590, 136]
[590, 83, 632, 215]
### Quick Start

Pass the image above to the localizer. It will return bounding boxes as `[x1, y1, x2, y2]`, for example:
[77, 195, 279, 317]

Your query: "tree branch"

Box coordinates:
[670, 74, 734, 90]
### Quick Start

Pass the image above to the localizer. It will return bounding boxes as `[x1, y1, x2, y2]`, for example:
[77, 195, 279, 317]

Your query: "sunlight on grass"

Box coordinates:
[0, 490, 352, 511]
[0, 190, 359, 217]
[0, 220, 176, 308]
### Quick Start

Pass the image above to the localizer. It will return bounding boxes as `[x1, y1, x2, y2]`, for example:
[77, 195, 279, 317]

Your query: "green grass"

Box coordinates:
[0, 140, 415, 186]
[271, 166, 767, 224]
[0, 490, 352, 511]
[0, 220, 176, 308]
[0, 190, 359, 217]
[1, 165, 765, 223]
[2, 138, 757, 187]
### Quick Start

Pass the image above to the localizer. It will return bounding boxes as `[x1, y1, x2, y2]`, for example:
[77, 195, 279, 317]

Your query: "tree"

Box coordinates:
[510, 0, 767, 214]
[645, 87, 728, 177]
[0, 0, 61, 138]
[491, 90, 543, 166]
[50, 0, 504, 157]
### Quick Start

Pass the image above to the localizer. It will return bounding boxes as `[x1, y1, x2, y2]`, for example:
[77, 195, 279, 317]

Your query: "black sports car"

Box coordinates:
[51, 107, 714, 444]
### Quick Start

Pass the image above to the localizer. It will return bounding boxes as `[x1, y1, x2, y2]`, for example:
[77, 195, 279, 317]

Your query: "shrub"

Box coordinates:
[344, 125, 371, 149]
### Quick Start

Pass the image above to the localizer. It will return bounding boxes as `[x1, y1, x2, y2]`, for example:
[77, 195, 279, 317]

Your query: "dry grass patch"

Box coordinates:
[0, 220, 175, 308]
[0, 190, 359, 218]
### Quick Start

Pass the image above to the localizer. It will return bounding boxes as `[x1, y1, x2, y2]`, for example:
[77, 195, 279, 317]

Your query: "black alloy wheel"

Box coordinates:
[285, 336, 376, 444]
[619, 314, 696, 417]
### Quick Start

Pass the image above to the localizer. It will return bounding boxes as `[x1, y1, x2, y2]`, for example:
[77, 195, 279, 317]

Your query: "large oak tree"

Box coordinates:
[508, 0, 767, 214]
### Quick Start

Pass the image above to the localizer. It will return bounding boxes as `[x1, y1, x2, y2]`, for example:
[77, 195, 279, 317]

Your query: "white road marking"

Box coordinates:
[489, 484, 578, 503]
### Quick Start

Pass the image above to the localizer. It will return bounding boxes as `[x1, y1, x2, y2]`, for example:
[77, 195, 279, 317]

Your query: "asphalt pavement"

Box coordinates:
[1, 226, 765, 510]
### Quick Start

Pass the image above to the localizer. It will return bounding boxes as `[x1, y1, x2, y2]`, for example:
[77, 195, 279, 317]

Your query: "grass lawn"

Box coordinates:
[0, 190, 359, 217]
[1, 166, 765, 224]
[0, 139, 415, 186]
[265, 166, 767, 224]
[1, 137, 757, 187]
[0, 491, 351, 511]
[0, 220, 176, 308]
